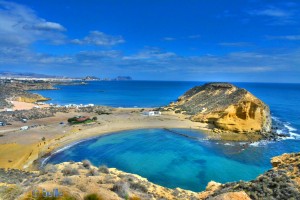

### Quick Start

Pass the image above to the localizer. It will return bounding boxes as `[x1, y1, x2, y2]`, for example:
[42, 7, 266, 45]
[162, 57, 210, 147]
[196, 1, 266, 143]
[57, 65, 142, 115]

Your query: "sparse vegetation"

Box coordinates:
[98, 165, 109, 174]
[86, 168, 99, 176]
[0, 185, 23, 200]
[78, 184, 87, 192]
[41, 164, 57, 174]
[112, 181, 130, 198]
[211, 169, 300, 200]
[61, 165, 79, 176]
[130, 182, 148, 193]
[82, 159, 92, 169]
[61, 177, 73, 185]
[84, 193, 103, 200]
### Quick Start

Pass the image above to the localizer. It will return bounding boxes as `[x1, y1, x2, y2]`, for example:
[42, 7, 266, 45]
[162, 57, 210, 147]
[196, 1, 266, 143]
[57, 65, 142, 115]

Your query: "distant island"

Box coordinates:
[83, 75, 133, 81]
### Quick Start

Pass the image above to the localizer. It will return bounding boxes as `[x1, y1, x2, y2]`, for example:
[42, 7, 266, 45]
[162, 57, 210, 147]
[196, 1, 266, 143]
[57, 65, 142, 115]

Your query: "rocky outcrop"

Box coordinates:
[209, 153, 300, 200]
[271, 153, 300, 187]
[14, 94, 50, 103]
[0, 82, 51, 109]
[169, 83, 271, 134]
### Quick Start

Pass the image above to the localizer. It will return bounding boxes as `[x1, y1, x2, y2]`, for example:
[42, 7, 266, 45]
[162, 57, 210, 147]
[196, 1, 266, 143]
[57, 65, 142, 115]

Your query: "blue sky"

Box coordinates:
[0, 0, 299, 82]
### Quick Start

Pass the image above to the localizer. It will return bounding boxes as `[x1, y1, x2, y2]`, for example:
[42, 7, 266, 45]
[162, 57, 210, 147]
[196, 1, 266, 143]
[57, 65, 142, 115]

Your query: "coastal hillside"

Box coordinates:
[168, 83, 272, 134]
[0, 153, 299, 200]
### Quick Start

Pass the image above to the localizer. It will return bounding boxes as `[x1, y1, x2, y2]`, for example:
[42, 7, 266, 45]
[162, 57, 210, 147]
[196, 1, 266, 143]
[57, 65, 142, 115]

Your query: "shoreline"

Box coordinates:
[38, 126, 213, 169]
[0, 107, 209, 170]
[34, 125, 210, 170]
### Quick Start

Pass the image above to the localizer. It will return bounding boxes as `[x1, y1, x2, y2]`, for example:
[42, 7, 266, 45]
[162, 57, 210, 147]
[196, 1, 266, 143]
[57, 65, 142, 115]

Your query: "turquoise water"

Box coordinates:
[40, 81, 300, 191]
[46, 128, 300, 192]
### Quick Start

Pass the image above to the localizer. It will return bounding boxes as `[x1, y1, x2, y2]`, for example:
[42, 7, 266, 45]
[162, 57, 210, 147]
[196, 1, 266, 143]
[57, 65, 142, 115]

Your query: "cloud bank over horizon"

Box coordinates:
[0, 0, 299, 82]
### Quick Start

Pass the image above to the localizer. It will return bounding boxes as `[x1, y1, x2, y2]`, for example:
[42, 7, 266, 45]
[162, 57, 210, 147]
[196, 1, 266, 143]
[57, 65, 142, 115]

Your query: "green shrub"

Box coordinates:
[98, 165, 109, 174]
[112, 181, 129, 198]
[67, 117, 77, 123]
[41, 164, 57, 174]
[86, 168, 99, 176]
[130, 182, 148, 193]
[61, 166, 79, 176]
[82, 160, 92, 169]
[61, 177, 73, 185]
[84, 193, 103, 200]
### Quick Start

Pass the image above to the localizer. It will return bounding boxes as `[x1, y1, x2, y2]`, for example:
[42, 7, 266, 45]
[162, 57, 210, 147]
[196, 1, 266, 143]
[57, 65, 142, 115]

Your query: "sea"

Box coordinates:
[37, 81, 300, 192]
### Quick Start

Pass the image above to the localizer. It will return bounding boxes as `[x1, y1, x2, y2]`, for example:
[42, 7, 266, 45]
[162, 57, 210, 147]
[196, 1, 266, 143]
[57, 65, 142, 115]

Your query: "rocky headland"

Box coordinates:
[0, 81, 53, 108]
[165, 82, 272, 141]
[0, 80, 88, 109]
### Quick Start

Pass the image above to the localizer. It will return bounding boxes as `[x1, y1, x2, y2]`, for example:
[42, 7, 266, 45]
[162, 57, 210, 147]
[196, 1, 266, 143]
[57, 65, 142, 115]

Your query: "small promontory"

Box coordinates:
[168, 83, 272, 135]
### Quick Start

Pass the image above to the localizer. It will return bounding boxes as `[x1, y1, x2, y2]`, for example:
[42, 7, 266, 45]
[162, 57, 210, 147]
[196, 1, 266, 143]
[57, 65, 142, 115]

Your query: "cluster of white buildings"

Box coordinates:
[142, 111, 161, 116]
[51, 103, 95, 108]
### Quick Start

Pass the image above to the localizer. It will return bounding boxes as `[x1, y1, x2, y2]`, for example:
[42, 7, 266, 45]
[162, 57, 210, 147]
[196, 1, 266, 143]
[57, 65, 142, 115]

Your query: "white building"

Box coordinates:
[20, 126, 29, 130]
[142, 111, 161, 116]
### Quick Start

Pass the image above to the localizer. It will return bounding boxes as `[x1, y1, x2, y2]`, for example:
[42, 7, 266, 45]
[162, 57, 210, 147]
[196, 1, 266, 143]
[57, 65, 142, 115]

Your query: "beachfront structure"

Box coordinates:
[20, 126, 29, 130]
[142, 111, 161, 116]
[68, 116, 91, 124]
[64, 104, 95, 108]
[75, 116, 90, 122]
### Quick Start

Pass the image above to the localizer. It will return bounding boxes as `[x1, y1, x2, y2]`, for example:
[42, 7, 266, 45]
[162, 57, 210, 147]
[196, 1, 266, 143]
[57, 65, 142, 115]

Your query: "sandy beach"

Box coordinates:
[0, 107, 208, 170]
[11, 101, 50, 110]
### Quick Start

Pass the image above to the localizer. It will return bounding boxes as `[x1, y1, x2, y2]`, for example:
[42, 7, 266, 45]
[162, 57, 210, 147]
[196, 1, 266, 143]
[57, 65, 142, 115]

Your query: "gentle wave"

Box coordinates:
[272, 116, 299, 140]
[249, 140, 273, 147]
[40, 136, 99, 167]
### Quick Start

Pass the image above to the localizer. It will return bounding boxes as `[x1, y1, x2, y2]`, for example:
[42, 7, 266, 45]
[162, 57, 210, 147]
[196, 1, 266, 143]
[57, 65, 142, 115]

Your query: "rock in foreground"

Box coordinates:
[170, 83, 271, 134]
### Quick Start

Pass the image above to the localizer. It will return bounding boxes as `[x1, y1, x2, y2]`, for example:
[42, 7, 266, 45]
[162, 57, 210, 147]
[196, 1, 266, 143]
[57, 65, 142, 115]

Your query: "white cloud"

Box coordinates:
[267, 35, 300, 40]
[247, 5, 298, 25]
[219, 42, 252, 47]
[24, 21, 66, 32]
[71, 31, 125, 46]
[0, 0, 67, 46]
[249, 8, 290, 17]
[188, 34, 201, 39]
[1, 43, 300, 81]
[123, 47, 177, 60]
[162, 37, 176, 41]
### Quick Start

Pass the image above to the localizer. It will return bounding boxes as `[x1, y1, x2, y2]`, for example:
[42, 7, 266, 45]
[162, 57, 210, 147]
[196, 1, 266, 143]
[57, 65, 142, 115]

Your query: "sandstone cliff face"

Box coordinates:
[171, 83, 271, 134]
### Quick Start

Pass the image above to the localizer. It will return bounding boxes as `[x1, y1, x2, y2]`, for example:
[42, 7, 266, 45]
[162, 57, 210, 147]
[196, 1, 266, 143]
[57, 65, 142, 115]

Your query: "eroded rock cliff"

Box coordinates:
[169, 83, 271, 134]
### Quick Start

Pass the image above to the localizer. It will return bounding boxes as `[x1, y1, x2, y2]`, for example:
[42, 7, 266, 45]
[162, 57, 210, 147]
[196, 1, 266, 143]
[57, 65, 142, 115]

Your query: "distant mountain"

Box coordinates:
[0, 71, 65, 78]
